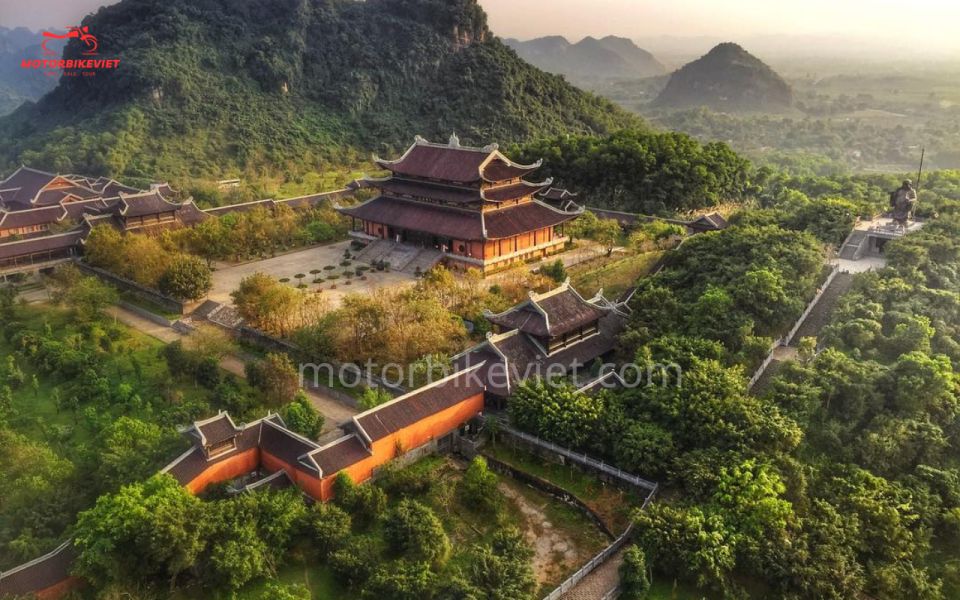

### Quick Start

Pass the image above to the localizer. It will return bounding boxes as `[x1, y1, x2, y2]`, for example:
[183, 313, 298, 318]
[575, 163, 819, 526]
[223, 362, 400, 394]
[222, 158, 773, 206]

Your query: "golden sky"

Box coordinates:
[3, 0, 958, 54]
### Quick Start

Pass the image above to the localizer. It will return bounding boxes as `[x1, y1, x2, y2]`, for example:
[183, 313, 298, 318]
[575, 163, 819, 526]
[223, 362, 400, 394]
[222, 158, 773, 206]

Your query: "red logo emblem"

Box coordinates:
[42, 26, 99, 56]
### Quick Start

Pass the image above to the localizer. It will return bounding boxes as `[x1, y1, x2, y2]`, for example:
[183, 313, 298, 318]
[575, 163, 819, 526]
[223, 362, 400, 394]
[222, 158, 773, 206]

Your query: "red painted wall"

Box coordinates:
[35, 576, 84, 600]
[184, 448, 260, 495]
[319, 390, 485, 500]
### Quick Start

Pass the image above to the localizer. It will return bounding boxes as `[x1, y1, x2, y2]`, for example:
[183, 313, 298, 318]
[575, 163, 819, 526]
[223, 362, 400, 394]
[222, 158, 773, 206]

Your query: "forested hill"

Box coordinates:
[655, 42, 794, 112]
[0, 0, 640, 182]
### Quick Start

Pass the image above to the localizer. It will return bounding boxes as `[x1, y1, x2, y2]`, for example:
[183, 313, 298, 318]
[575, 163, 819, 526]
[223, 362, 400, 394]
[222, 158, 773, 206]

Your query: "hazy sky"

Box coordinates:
[3, 0, 959, 54]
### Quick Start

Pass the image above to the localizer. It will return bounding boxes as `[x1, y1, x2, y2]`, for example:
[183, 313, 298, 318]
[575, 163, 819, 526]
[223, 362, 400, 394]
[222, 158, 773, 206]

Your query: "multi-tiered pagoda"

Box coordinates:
[339, 135, 583, 274]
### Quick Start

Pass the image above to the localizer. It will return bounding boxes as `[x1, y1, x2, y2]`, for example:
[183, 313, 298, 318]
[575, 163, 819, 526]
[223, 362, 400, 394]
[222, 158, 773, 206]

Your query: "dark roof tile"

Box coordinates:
[339, 196, 485, 241]
[354, 366, 485, 443]
[487, 284, 608, 337]
[310, 434, 371, 474]
[259, 420, 321, 474]
[119, 191, 181, 218]
[195, 413, 240, 446]
[378, 142, 491, 182]
[0, 541, 77, 597]
[0, 231, 83, 261]
[482, 159, 540, 182]
[0, 206, 64, 230]
[483, 201, 580, 240]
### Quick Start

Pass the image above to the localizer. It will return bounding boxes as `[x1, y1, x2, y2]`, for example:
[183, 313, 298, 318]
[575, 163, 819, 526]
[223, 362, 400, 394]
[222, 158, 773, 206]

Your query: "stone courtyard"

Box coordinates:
[207, 240, 417, 308]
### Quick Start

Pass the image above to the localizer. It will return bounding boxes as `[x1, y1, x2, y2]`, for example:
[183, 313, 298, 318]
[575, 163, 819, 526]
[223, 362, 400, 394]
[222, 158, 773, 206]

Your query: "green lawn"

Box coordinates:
[568, 250, 664, 298]
[118, 290, 183, 321]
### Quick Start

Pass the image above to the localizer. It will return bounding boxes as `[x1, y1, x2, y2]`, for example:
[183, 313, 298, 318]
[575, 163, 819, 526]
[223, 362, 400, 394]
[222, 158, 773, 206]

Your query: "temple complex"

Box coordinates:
[0, 165, 348, 276]
[338, 135, 583, 274]
[454, 279, 628, 403]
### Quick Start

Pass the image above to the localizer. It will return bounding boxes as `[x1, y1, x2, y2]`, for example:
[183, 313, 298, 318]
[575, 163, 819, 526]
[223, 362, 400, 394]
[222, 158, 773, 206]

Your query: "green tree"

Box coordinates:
[461, 456, 500, 512]
[362, 561, 436, 600]
[61, 275, 119, 323]
[282, 391, 324, 439]
[308, 503, 352, 557]
[509, 379, 604, 449]
[158, 254, 212, 301]
[328, 536, 378, 587]
[73, 474, 207, 588]
[467, 528, 536, 600]
[383, 499, 451, 566]
[620, 545, 651, 600]
[359, 386, 393, 411]
[540, 259, 567, 283]
[96, 417, 178, 490]
[246, 352, 300, 406]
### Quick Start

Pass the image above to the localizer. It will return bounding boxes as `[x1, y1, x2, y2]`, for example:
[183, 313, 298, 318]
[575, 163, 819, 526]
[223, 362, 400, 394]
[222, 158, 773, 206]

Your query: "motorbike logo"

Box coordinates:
[42, 26, 99, 56]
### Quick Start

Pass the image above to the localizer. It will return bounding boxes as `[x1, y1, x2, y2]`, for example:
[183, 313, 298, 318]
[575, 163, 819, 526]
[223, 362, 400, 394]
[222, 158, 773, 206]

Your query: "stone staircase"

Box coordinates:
[382, 244, 421, 272]
[403, 248, 444, 275]
[839, 230, 868, 260]
[789, 272, 855, 344]
[355, 239, 394, 264]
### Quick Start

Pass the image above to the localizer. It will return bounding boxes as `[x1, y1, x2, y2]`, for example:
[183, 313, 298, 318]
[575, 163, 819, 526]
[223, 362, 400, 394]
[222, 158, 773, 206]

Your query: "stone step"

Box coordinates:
[356, 239, 394, 264]
[383, 245, 420, 271]
[403, 249, 444, 275]
[839, 231, 868, 260]
[790, 272, 855, 344]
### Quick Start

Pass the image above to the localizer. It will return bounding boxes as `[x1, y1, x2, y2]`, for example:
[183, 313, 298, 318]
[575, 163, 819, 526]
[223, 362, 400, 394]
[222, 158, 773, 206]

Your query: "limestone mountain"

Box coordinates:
[505, 35, 666, 81]
[655, 42, 793, 112]
[0, 0, 639, 182]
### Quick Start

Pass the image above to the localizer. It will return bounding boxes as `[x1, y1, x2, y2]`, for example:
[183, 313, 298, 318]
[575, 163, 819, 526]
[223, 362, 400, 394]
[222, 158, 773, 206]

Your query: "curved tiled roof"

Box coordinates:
[481, 179, 552, 203]
[482, 158, 542, 182]
[483, 200, 581, 240]
[339, 196, 579, 242]
[375, 136, 540, 184]
[339, 196, 485, 240]
[485, 281, 610, 338]
[0, 205, 66, 229]
[0, 166, 58, 207]
[0, 230, 84, 260]
[118, 191, 182, 217]
[310, 434, 371, 474]
[352, 364, 486, 443]
[192, 412, 240, 446]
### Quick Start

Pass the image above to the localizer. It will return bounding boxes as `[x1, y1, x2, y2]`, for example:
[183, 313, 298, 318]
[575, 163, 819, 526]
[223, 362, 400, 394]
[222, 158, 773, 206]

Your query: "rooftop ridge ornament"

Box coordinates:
[449, 132, 460, 148]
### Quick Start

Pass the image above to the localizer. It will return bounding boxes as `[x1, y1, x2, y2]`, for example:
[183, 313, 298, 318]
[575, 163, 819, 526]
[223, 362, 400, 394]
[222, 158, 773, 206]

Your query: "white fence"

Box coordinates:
[497, 422, 659, 495]
[783, 266, 840, 347]
[747, 265, 840, 392]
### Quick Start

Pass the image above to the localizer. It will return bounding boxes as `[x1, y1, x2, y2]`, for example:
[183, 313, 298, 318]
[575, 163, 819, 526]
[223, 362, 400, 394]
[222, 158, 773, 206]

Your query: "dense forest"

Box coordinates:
[510, 130, 754, 214]
[0, 0, 638, 184]
[509, 171, 960, 599]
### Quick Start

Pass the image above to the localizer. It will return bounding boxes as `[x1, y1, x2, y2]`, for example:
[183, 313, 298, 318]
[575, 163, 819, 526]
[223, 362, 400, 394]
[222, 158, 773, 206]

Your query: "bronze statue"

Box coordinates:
[889, 179, 917, 230]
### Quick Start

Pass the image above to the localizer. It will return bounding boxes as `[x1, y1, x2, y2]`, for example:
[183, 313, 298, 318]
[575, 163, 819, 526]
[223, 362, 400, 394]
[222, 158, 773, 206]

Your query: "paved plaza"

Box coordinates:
[207, 240, 417, 307]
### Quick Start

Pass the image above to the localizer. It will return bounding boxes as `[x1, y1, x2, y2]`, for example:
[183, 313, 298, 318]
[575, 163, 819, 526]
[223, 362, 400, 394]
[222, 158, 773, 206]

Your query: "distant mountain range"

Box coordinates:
[0, 27, 61, 116]
[655, 43, 793, 112]
[504, 35, 666, 81]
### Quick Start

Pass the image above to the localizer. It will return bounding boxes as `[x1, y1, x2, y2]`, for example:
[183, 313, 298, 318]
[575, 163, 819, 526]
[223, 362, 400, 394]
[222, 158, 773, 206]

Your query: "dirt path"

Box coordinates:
[499, 481, 581, 587]
[105, 305, 356, 433]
